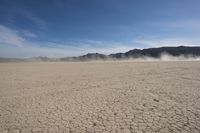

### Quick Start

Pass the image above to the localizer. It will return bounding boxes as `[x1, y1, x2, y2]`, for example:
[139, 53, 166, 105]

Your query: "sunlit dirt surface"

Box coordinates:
[0, 61, 200, 133]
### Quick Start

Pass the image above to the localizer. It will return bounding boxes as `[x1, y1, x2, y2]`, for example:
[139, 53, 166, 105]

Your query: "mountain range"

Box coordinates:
[1, 46, 200, 62]
[60, 46, 200, 61]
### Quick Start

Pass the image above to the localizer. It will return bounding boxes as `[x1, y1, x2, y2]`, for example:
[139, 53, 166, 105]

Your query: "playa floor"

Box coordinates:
[0, 61, 200, 133]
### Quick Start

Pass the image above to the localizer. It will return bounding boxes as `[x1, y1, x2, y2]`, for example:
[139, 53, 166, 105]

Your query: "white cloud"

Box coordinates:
[165, 19, 200, 30]
[17, 9, 47, 30]
[152, 19, 200, 32]
[22, 30, 37, 38]
[132, 38, 200, 48]
[0, 25, 135, 58]
[0, 25, 25, 47]
[1, 25, 199, 58]
[25, 14, 46, 30]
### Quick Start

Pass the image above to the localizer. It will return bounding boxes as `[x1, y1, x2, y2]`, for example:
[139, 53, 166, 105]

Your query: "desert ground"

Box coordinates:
[0, 61, 200, 133]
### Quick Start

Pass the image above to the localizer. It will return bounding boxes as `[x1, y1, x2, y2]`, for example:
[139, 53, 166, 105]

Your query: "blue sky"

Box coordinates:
[0, 0, 200, 57]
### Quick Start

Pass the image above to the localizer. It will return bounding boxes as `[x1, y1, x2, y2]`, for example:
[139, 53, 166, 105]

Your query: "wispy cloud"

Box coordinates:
[0, 25, 25, 47]
[24, 13, 46, 30]
[0, 25, 199, 58]
[17, 9, 47, 30]
[152, 19, 200, 32]
[0, 25, 135, 57]
[132, 37, 200, 47]
[165, 19, 200, 30]
[21, 30, 37, 38]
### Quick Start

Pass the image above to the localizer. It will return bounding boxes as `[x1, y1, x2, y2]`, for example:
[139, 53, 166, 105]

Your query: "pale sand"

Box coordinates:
[0, 61, 200, 133]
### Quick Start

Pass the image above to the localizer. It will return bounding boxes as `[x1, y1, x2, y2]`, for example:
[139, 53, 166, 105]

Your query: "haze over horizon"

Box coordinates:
[0, 0, 200, 58]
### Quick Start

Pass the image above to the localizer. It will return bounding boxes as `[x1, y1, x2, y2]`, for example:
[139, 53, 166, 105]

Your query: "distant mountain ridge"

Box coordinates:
[110, 46, 200, 58]
[1, 46, 200, 62]
[61, 46, 200, 61]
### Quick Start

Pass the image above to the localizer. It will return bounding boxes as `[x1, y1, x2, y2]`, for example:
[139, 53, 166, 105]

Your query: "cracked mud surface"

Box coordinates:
[0, 61, 200, 133]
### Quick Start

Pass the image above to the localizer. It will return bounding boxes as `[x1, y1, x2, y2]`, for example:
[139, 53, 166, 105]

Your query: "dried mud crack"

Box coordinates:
[0, 61, 200, 133]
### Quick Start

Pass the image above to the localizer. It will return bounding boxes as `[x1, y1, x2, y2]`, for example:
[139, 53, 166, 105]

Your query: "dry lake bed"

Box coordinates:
[0, 61, 200, 133]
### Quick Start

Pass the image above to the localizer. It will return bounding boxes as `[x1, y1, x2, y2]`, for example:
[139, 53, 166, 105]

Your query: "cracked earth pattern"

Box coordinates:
[0, 61, 200, 133]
